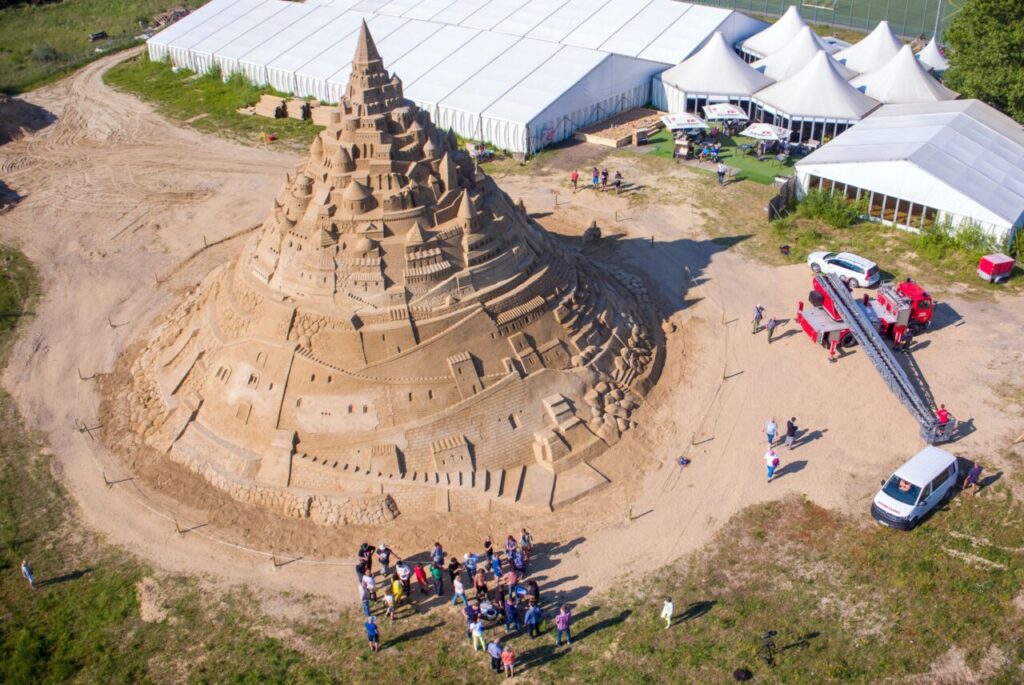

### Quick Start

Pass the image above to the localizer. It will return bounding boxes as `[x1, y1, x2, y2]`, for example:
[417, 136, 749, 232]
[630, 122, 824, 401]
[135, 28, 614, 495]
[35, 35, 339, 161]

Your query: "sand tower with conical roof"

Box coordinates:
[127, 22, 663, 525]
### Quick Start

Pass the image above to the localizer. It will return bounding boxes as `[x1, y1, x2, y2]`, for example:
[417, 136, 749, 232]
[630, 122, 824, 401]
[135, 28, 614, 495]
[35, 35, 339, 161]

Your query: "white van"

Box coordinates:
[871, 446, 959, 530]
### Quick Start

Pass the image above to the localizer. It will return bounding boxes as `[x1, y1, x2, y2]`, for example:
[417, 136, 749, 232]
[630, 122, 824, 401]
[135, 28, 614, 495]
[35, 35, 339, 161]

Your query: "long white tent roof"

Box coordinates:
[797, 100, 1024, 232]
[851, 45, 958, 105]
[148, 0, 764, 153]
[754, 50, 880, 121]
[752, 26, 856, 81]
[660, 32, 773, 97]
[833, 21, 902, 74]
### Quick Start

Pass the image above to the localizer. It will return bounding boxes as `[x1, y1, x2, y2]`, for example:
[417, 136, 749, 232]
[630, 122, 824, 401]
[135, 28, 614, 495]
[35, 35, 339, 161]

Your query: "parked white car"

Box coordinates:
[871, 446, 959, 530]
[807, 251, 880, 288]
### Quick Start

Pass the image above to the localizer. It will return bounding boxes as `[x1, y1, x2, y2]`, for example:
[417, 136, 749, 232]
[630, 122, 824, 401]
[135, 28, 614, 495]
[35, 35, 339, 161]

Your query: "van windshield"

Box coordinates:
[882, 475, 921, 506]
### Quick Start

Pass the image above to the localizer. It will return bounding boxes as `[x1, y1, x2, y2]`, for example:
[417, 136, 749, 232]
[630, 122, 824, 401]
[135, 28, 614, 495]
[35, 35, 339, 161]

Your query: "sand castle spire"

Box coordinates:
[345, 21, 400, 116]
[354, 19, 382, 66]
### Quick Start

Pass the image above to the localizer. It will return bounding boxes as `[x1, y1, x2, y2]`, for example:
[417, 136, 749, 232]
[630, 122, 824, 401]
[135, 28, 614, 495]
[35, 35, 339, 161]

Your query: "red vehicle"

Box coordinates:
[796, 276, 934, 356]
[978, 253, 1015, 283]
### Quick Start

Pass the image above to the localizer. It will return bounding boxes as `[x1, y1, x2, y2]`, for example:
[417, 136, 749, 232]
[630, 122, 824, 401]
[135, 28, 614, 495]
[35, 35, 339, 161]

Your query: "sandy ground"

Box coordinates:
[2, 51, 1023, 610]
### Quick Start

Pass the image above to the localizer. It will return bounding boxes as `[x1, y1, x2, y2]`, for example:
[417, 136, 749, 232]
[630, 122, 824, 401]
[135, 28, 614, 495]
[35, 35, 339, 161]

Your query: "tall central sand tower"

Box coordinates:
[127, 23, 663, 525]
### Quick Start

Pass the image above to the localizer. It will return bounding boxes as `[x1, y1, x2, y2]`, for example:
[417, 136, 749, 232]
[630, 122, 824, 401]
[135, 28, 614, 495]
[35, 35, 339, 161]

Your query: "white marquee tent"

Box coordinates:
[752, 26, 856, 81]
[148, 0, 764, 154]
[752, 51, 880, 141]
[917, 37, 949, 73]
[651, 32, 773, 113]
[833, 21, 902, 74]
[851, 45, 958, 105]
[796, 100, 1024, 240]
[739, 5, 838, 60]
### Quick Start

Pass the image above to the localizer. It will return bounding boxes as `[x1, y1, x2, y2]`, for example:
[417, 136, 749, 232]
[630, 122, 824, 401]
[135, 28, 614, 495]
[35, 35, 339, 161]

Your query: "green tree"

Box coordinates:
[943, 0, 1024, 124]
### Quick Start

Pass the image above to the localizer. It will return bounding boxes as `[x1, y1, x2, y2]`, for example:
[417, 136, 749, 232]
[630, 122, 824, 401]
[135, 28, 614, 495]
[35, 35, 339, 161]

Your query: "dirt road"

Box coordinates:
[2, 51, 1021, 608]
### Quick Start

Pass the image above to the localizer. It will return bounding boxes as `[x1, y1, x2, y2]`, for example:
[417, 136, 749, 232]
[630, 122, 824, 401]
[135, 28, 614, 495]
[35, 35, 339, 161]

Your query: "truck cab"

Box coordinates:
[871, 446, 958, 530]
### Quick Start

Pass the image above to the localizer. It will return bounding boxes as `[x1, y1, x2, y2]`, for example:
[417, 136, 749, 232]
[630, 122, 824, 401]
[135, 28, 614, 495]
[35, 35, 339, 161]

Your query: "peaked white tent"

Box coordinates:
[833, 21, 902, 74]
[852, 46, 958, 104]
[917, 37, 949, 73]
[796, 100, 1024, 240]
[752, 26, 856, 81]
[652, 32, 773, 113]
[740, 6, 834, 60]
[753, 51, 880, 141]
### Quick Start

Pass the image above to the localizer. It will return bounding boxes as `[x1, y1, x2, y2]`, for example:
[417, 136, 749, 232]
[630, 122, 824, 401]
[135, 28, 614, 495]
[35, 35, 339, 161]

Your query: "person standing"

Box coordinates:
[471, 616, 486, 651]
[962, 463, 983, 496]
[554, 605, 572, 646]
[453, 575, 468, 606]
[448, 556, 462, 587]
[431, 542, 445, 569]
[413, 562, 429, 595]
[502, 645, 516, 678]
[524, 601, 542, 638]
[526, 579, 540, 606]
[430, 562, 444, 595]
[570, 169, 579, 192]
[766, 317, 778, 343]
[20, 559, 36, 590]
[383, 587, 396, 622]
[613, 170, 623, 195]
[464, 552, 479, 584]
[785, 417, 798, 450]
[591, 167, 599, 189]
[376, 543, 394, 579]
[600, 168, 609, 192]
[473, 568, 489, 601]
[661, 597, 674, 629]
[487, 638, 504, 673]
[752, 304, 765, 333]
[395, 558, 412, 595]
[464, 600, 481, 640]
[358, 543, 374, 577]
[391, 575, 405, 611]
[765, 448, 780, 483]
[364, 615, 380, 653]
[359, 580, 371, 617]
[361, 571, 377, 602]
[764, 417, 778, 446]
[519, 529, 533, 561]
[483, 535, 495, 562]
[491, 551, 504, 581]
[504, 596, 521, 633]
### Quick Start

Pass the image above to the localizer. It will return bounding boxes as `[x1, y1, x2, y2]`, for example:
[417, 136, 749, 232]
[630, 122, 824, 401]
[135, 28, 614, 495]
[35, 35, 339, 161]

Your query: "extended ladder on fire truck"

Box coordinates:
[817, 274, 952, 444]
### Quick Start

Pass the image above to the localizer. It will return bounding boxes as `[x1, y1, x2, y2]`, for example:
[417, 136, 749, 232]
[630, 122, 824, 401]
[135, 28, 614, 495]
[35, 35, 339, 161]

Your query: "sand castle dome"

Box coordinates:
[128, 20, 662, 527]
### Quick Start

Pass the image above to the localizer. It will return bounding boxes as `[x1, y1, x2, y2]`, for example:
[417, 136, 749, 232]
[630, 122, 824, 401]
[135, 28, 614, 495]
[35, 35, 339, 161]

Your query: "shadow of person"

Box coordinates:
[772, 460, 807, 479]
[383, 620, 444, 649]
[679, 600, 715, 623]
[573, 609, 632, 643]
[37, 568, 92, 588]
[794, 428, 827, 447]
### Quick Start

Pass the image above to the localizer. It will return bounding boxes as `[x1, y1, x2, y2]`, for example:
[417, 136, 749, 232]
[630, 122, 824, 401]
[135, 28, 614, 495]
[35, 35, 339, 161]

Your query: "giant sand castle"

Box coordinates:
[126, 23, 663, 526]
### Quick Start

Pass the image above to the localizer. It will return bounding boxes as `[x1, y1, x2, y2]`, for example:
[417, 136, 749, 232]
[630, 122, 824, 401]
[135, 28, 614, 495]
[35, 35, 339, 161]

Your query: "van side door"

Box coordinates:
[915, 482, 934, 515]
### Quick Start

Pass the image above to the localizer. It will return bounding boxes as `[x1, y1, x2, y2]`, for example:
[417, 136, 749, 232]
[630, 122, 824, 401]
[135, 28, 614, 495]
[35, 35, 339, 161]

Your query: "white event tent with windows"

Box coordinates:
[147, 0, 764, 155]
[796, 100, 1024, 241]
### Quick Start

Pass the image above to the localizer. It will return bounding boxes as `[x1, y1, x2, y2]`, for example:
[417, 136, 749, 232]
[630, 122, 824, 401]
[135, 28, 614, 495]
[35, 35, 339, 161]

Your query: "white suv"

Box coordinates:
[807, 251, 880, 288]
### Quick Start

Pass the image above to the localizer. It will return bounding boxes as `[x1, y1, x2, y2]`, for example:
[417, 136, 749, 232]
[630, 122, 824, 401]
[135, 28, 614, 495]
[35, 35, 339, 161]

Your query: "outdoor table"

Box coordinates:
[774, 153, 788, 166]
[739, 143, 752, 155]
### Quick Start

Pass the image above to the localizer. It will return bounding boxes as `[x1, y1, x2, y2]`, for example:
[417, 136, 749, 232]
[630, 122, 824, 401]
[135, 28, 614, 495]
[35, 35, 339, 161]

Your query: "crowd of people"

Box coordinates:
[357, 530, 576, 676]
[569, 167, 624, 195]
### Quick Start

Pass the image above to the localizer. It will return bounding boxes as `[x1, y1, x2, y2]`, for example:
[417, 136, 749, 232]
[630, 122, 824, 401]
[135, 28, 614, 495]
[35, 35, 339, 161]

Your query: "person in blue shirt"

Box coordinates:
[490, 552, 503, 580]
[524, 601, 542, 638]
[364, 616, 380, 653]
[463, 552, 478, 584]
[504, 596, 521, 633]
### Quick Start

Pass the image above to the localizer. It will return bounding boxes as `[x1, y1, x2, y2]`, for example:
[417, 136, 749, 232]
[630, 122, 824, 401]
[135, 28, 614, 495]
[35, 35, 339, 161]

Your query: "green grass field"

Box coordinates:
[104, 54, 320, 150]
[644, 128, 797, 184]
[692, 0, 968, 39]
[0, 0, 201, 94]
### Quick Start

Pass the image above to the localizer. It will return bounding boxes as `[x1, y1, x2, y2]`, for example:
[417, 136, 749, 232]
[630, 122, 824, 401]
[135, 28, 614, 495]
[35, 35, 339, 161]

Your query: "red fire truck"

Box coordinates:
[796, 276, 934, 356]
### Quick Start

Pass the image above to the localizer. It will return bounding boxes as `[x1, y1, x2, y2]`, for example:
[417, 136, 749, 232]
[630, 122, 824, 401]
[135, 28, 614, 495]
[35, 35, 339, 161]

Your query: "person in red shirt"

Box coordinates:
[570, 169, 579, 193]
[936, 404, 950, 425]
[413, 562, 429, 595]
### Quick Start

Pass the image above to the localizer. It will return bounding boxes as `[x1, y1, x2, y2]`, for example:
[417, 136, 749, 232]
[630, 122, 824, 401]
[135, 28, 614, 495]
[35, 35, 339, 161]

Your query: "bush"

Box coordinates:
[30, 45, 59, 64]
[912, 219, 999, 264]
[796, 189, 867, 229]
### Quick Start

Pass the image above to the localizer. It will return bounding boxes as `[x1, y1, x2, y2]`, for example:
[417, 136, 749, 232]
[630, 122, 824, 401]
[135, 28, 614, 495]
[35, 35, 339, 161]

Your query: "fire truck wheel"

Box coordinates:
[909, 322, 925, 335]
[841, 333, 857, 348]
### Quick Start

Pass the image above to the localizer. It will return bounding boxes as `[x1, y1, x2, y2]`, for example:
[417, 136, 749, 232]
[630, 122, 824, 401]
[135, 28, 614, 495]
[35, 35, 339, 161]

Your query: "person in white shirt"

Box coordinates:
[765, 448, 780, 483]
[764, 417, 778, 446]
[661, 597, 674, 629]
